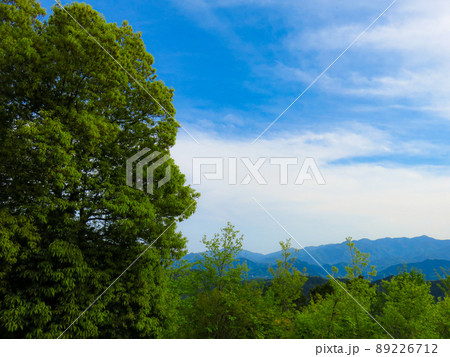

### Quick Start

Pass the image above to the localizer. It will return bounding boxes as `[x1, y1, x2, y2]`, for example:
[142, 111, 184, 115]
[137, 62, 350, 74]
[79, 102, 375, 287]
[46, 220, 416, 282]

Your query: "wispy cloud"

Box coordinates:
[173, 125, 450, 252]
[286, 0, 450, 118]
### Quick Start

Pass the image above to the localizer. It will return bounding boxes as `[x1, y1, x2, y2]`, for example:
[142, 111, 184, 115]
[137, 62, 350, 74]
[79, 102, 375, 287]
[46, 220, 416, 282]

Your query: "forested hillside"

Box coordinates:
[167, 223, 450, 339]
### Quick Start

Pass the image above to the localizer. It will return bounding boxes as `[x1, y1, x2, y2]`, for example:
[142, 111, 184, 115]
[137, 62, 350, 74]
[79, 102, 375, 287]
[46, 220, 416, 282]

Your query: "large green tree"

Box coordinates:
[0, 0, 197, 338]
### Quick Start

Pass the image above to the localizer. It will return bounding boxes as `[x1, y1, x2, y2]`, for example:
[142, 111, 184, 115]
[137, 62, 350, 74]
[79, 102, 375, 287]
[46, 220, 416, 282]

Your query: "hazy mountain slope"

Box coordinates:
[236, 236, 450, 270]
[377, 259, 450, 280]
[294, 236, 450, 269]
[183, 236, 450, 279]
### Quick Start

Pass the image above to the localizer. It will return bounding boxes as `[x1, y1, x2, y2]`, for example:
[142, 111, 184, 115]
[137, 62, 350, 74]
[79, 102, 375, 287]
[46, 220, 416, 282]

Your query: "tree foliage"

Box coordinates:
[170, 223, 275, 338]
[294, 238, 381, 338]
[268, 238, 307, 314]
[198, 222, 248, 292]
[0, 0, 196, 338]
[380, 270, 438, 338]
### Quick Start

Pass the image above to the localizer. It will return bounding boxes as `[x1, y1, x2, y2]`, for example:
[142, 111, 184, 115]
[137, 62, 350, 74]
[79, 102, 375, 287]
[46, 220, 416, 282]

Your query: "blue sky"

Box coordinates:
[41, 0, 450, 253]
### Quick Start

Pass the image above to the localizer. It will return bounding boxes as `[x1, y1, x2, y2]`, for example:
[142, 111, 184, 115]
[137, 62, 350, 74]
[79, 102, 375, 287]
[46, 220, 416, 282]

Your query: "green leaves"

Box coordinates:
[380, 270, 439, 338]
[199, 222, 248, 291]
[269, 238, 307, 315]
[167, 223, 276, 338]
[294, 239, 386, 339]
[168, 227, 450, 339]
[344, 237, 376, 280]
[1, 0, 196, 338]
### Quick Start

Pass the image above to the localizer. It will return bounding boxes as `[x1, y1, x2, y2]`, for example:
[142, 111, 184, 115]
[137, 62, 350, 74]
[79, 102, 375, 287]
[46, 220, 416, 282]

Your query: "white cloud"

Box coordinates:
[286, 0, 450, 117]
[173, 126, 450, 253]
[163, 0, 450, 253]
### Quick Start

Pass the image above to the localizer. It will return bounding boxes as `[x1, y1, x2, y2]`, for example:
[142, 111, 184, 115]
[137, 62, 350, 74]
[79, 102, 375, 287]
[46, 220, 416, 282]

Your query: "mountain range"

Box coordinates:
[184, 235, 450, 280]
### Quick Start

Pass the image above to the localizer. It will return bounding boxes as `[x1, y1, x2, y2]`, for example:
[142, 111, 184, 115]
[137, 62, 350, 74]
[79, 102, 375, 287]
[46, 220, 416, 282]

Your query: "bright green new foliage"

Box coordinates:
[198, 222, 248, 292]
[172, 223, 275, 338]
[294, 238, 382, 339]
[0, 0, 197, 338]
[268, 238, 307, 314]
[435, 269, 450, 338]
[380, 270, 439, 338]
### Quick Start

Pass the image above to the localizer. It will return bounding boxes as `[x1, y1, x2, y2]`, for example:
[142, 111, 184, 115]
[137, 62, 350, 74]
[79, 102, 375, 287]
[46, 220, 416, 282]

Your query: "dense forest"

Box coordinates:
[1, 0, 449, 339]
[165, 223, 450, 339]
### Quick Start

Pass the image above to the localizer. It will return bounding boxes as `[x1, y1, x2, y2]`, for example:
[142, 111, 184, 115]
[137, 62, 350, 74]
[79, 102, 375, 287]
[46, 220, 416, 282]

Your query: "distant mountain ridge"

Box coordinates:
[377, 259, 450, 280]
[184, 236, 450, 280]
